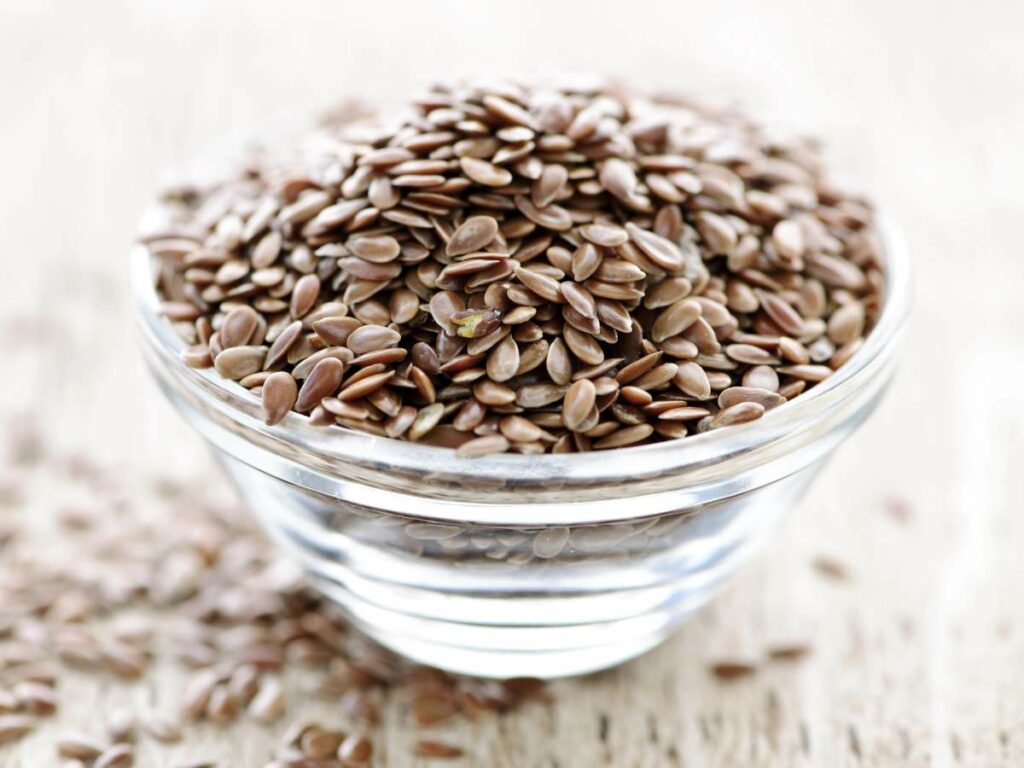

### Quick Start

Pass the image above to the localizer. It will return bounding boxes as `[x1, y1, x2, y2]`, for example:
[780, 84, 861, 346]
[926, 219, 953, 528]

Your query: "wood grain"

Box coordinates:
[1, 0, 1022, 765]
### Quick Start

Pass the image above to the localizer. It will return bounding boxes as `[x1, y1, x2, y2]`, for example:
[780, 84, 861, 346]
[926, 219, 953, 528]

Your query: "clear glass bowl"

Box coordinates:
[132, 222, 910, 678]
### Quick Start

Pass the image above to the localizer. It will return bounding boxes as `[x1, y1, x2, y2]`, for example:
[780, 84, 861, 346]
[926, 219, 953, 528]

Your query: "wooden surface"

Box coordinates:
[1, 0, 1023, 765]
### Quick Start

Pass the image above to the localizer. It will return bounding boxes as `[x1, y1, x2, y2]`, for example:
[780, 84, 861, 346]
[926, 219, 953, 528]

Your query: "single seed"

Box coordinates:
[718, 387, 787, 410]
[447, 215, 500, 256]
[94, 744, 135, 768]
[772, 219, 805, 261]
[346, 325, 401, 355]
[563, 379, 596, 431]
[290, 274, 321, 318]
[295, 357, 345, 412]
[57, 732, 106, 760]
[338, 734, 374, 767]
[711, 401, 766, 428]
[414, 740, 465, 759]
[460, 156, 513, 187]
[652, 298, 701, 342]
[455, 434, 510, 458]
[313, 316, 362, 347]
[220, 306, 260, 348]
[214, 346, 267, 380]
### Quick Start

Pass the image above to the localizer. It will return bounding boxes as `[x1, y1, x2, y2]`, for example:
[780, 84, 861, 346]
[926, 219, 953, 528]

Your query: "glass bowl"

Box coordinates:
[132, 222, 910, 678]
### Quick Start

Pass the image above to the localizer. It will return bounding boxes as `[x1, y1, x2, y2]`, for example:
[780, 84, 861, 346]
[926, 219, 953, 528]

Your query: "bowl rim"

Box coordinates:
[133, 214, 911, 487]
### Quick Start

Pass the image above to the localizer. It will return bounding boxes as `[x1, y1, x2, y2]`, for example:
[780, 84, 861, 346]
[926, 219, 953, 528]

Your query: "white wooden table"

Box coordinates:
[1, 0, 1022, 764]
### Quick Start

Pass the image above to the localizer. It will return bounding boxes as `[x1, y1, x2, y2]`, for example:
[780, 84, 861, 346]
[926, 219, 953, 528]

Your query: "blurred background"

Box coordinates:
[1, 0, 1022, 765]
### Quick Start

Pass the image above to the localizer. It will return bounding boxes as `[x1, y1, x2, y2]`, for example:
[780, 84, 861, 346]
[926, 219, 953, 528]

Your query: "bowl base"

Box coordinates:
[309, 575, 682, 678]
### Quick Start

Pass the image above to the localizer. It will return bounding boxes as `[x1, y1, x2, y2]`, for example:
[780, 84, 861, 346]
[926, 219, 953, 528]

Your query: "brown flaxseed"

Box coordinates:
[147, 78, 884, 456]
[414, 739, 465, 759]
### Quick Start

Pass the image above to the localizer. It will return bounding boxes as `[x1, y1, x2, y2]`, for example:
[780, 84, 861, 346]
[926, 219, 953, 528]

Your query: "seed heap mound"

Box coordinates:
[145, 78, 884, 456]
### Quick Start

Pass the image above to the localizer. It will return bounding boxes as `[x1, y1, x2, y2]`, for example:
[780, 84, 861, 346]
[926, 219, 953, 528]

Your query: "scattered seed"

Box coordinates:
[0, 714, 35, 744]
[57, 732, 106, 760]
[94, 744, 135, 768]
[414, 740, 465, 759]
[337, 734, 374, 767]
[710, 660, 758, 680]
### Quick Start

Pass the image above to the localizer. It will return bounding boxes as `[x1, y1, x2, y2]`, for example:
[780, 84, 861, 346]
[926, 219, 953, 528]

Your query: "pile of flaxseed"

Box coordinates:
[0, 423, 544, 766]
[144, 77, 883, 457]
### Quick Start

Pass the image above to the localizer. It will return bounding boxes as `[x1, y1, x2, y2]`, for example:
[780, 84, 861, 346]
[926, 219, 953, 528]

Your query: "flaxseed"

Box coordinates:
[145, 78, 883, 456]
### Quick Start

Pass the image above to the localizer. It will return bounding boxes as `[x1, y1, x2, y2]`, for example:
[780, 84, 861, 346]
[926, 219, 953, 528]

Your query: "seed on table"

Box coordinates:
[412, 690, 459, 726]
[14, 681, 57, 714]
[766, 642, 814, 661]
[107, 708, 135, 744]
[181, 669, 218, 720]
[206, 684, 238, 722]
[94, 744, 135, 768]
[337, 734, 374, 767]
[302, 727, 344, 758]
[0, 714, 34, 744]
[142, 713, 182, 743]
[414, 740, 465, 759]
[57, 732, 106, 760]
[228, 664, 260, 706]
[710, 660, 758, 680]
[249, 676, 286, 723]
